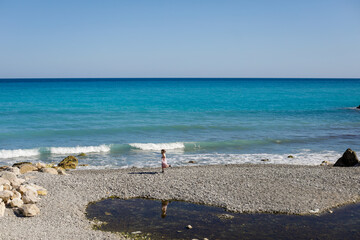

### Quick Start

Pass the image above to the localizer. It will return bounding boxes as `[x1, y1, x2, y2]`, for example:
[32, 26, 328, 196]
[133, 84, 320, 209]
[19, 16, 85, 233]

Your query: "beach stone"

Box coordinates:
[0, 190, 14, 202]
[37, 188, 47, 196]
[58, 156, 78, 169]
[0, 186, 3, 191]
[78, 164, 89, 167]
[78, 153, 86, 157]
[17, 185, 28, 195]
[0, 172, 17, 182]
[21, 204, 40, 217]
[320, 160, 330, 166]
[0, 177, 10, 186]
[186, 225, 193, 229]
[35, 162, 46, 169]
[188, 161, 196, 164]
[12, 162, 32, 168]
[19, 164, 38, 174]
[261, 159, 270, 162]
[9, 198, 23, 208]
[22, 190, 39, 204]
[11, 190, 21, 200]
[287, 155, 294, 158]
[334, 149, 359, 167]
[10, 178, 25, 189]
[57, 168, 67, 175]
[3, 183, 11, 191]
[4, 167, 21, 175]
[41, 168, 58, 175]
[357, 105, 360, 109]
[0, 202, 5, 217]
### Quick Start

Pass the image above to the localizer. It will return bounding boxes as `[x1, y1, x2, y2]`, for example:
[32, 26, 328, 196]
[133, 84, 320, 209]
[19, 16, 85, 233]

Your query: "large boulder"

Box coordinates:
[58, 156, 78, 169]
[19, 164, 38, 174]
[334, 149, 359, 167]
[22, 190, 39, 204]
[0, 172, 17, 182]
[21, 204, 40, 217]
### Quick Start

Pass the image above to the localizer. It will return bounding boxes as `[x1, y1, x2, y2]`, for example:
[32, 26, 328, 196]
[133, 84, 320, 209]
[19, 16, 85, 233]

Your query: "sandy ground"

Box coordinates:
[0, 164, 359, 240]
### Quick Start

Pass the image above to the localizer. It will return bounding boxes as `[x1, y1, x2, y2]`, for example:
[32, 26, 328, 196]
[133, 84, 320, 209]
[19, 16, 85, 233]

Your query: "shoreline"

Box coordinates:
[1, 163, 359, 239]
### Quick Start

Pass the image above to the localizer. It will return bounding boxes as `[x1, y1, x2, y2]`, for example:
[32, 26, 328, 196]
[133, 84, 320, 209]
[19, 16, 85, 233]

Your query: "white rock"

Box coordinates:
[3, 183, 11, 191]
[21, 204, 40, 217]
[57, 168, 67, 175]
[10, 198, 23, 208]
[35, 162, 46, 169]
[0, 202, 5, 217]
[0, 172, 17, 182]
[10, 178, 25, 188]
[0, 185, 3, 191]
[17, 185, 28, 195]
[5, 167, 21, 175]
[22, 190, 39, 204]
[309, 208, 320, 213]
[0, 177, 10, 186]
[0, 190, 14, 202]
[11, 190, 21, 200]
[40, 168, 58, 175]
[186, 225, 193, 229]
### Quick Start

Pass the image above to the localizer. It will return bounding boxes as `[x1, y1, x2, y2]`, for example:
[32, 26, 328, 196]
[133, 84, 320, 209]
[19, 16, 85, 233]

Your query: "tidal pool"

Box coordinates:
[86, 198, 360, 240]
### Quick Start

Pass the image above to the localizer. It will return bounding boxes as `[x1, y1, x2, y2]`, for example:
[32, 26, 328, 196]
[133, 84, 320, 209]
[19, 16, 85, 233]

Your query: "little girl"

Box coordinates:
[161, 149, 171, 173]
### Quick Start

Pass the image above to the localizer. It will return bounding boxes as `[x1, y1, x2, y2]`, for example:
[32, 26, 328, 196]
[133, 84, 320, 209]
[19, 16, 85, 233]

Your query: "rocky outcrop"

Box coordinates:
[58, 156, 78, 169]
[334, 148, 359, 167]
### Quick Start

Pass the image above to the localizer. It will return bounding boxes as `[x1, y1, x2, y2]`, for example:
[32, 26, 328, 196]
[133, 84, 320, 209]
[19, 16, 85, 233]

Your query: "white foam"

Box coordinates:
[0, 148, 40, 158]
[129, 142, 185, 151]
[50, 145, 111, 154]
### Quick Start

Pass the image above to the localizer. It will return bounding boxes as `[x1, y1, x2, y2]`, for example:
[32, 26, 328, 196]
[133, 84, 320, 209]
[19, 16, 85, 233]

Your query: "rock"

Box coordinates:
[37, 188, 47, 196]
[188, 161, 196, 164]
[217, 213, 235, 220]
[10, 178, 25, 189]
[35, 162, 46, 169]
[11, 190, 21, 200]
[287, 155, 294, 158]
[4, 167, 20, 175]
[3, 183, 11, 191]
[58, 156, 78, 169]
[78, 164, 89, 167]
[334, 148, 359, 167]
[357, 105, 360, 109]
[19, 164, 38, 174]
[0, 202, 5, 217]
[0, 172, 17, 182]
[40, 168, 58, 175]
[9, 198, 23, 208]
[0, 186, 2, 191]
[17, 185, 28, 195]
[131, 231, 142, 234]
[57, 168, 67, 175]
[22, 190, 39, 204]
[309, 208, 320, 213]
[261, 159, 270, 162]
[21, 204, 40, 217]
[320, 160, 330, 166]
[78, 153, 86, 157]
[0, 190, 14, 202]
[0, 177, 10, 186]
[12, 162, 32, 168]
[186, 225, 193, 229]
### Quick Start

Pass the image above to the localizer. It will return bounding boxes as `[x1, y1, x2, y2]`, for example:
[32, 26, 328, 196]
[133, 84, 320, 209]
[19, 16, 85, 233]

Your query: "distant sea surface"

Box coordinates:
[1, 78, 359, 168]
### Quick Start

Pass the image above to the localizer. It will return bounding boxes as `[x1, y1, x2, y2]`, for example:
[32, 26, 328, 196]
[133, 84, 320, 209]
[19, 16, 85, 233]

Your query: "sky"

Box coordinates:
[0, 0, 359, 78]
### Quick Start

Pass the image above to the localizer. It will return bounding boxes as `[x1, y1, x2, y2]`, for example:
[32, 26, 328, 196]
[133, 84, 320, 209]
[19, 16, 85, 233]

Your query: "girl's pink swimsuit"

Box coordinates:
[162, 155, 168, 168]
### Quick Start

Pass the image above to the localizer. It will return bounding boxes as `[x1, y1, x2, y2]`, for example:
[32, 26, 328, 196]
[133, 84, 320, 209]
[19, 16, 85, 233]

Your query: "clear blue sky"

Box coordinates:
[0, 0, 359, 78]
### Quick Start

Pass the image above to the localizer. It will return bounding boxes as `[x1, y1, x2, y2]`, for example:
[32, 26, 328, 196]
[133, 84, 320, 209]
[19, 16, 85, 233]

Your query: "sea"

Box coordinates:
[0, 78, 359, 169]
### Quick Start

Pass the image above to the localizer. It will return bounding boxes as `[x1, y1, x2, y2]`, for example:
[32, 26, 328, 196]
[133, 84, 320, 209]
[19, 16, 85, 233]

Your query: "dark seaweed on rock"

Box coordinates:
[334, 149, 359, 167]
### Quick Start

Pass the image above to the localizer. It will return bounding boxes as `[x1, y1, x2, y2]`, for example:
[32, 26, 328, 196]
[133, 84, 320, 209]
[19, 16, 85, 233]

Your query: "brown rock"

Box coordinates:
[334, 148, 359, 167]
[40, 168, 58, 175]
[21, 204, 40, 217]
[19, 164, 38, 174]
[12, 162, 32, 168]
[58, 156, 78, 169]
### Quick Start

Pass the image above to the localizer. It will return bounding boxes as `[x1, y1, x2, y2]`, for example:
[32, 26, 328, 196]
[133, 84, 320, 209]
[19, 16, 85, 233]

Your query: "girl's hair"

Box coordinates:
[161, 149, 166, 153]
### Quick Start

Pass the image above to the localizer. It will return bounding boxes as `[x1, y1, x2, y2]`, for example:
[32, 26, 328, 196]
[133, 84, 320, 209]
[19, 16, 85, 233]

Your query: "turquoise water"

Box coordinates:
[0, 78, 359, 168]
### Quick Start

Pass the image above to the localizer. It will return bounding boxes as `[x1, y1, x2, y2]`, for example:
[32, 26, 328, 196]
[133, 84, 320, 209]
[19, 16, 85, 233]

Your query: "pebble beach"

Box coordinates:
[1, 164, 359, 240]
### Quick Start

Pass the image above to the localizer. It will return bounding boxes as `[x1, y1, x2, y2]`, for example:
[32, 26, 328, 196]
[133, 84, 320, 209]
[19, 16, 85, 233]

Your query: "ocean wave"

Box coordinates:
[129, 142, 185, 151]
[49, 145, 111, 154]
[0, 148, 40, 158]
